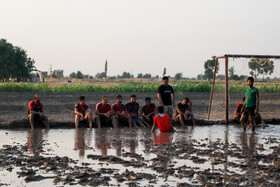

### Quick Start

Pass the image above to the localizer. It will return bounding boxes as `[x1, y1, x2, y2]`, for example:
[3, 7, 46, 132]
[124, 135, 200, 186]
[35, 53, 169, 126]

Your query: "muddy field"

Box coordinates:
[1, 126, 280, 186]
[0, 92, 279, 126]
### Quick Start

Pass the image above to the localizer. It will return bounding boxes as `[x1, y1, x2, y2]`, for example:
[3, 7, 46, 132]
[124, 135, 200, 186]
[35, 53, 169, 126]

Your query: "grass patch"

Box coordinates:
[0, 82, 279, 93]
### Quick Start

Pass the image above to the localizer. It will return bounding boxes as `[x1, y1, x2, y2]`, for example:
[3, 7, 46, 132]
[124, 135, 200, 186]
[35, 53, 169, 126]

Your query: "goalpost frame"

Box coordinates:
[207, 54, 280, 123]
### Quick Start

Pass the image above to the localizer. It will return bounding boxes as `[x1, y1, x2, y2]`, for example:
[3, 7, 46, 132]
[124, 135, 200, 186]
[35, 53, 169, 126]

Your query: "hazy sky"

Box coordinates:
[1, 0, 280, 77]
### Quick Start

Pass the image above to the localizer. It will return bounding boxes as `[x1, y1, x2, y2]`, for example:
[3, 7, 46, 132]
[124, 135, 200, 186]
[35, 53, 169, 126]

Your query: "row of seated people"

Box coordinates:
[27, 94, 195, 130]
[75, 95, 195, 128]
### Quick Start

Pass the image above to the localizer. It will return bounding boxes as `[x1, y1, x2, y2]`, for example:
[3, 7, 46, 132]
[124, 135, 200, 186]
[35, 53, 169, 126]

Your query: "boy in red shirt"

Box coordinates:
[95, 96, 112, 128]
[151, 106, 174, 132]
[74, 96, 92, 128]
[111, 95, 127, 128]
[28, 95, 49, 129]
[234, 97, 245, 123]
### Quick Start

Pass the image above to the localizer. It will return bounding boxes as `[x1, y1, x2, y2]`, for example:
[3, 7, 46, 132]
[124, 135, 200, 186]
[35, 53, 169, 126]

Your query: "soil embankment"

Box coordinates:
[0, 92, 279, 128]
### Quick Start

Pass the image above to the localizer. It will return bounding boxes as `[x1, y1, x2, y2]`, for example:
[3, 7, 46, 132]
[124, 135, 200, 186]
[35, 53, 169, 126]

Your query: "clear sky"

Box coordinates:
[1, 0, 280, 78]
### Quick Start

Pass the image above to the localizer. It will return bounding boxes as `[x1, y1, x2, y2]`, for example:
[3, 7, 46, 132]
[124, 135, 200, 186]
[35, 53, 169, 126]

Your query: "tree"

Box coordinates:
[163, 68, 166, 77]
[229, 66, 235, 78]
[204, 56, 219, 81]
[95, 72, 106, 79]
[104, 60, 108, 78]
[0, 39, 35, 81]
[142, 73, 151, 78]
[137, 73, 143, 78]
[248, 58, 274, 80]
[174, 73, 183, 80]
[76, 71, 84, 79]
[70, 72, 76, 78]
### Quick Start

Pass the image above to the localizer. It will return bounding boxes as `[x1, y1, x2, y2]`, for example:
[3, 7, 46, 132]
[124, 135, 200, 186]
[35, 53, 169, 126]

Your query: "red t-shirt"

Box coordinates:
[95, 102, 101, 111]
[153, 114, 173, 132]
[28, 101, 43, 113]
[112, 103, 126, 114]
[97, 103, 112, 113]
[74, 103, 89, 115]
[235, 103, 243, 112]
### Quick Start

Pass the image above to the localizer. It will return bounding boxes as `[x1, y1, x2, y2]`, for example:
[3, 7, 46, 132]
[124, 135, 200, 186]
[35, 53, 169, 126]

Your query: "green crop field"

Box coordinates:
[0, 80, 279, 93]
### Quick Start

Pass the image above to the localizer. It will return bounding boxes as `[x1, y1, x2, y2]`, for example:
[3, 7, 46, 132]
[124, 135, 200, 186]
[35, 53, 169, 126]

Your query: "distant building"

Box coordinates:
[54, 70, 64, 78]
[39, 71, 48, 82]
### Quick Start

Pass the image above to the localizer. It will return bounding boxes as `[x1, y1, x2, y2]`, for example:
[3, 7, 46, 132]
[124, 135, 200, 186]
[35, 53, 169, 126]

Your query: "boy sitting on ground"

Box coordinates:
[95, 96, 112, 128]
[151, 106, 174, 132]
[140, 97, 156, 127]
[74, 96, 92, 128]
[28, 94, 49, 129]
[175, 97, 195, 126]
[234, 97, 246, 123]
[112, 95, 128, 128]
[126, 95, 145, 128]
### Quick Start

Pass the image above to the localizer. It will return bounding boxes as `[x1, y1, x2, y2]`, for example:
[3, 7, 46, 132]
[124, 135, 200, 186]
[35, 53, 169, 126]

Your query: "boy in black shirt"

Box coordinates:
[175, 97, 195, 126]
[126, 95, 145, 128]
[157, 76, 174, 118]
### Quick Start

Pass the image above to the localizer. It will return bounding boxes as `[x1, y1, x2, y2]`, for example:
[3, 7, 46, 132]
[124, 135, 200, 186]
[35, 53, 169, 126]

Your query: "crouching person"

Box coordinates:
[151, 106, 174, 132]
[28, 95, 49, 129]
[74, 96, 92, 128]
[95, 96, 112, 128]
[175, 97, 195, 126]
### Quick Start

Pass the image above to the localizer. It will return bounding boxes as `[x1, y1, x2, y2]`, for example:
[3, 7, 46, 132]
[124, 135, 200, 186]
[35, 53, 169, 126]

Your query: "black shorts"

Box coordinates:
[243, 106, 256, 117]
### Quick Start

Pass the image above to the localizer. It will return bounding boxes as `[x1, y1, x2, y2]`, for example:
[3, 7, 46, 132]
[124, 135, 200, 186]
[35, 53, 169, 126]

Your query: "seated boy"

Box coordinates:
[140, 97, 156, 127]
[28, 94, 49, 129]
[111, 95, 128, 128]
[175, 97, 195, 126]
[95, 96, 112, 128]
[151, 106, 174, 132]
[126, 95, 145, 128]
[74, 96, 92, 128]
[234, 97, 245, 123]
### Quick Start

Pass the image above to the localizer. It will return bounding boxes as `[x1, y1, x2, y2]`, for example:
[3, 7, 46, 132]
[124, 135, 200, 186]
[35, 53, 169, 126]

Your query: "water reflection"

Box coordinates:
[94, 129, 112, 156]
[28, 128, 48, 157]
[152, 132, 174, 147]
[74, 128, 93, 158]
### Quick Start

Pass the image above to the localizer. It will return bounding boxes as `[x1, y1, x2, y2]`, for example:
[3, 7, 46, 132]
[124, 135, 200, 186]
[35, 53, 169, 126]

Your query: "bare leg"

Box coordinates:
[75, 114, 80, 128]
[137, 120, 146, 128]
[140, 117, 151, 127]
[240, 115, 246, 131]
[112, 115, 118, 128]
[95, 115, 101, 128]
[250, 115, 256, 131]
[43, 116, 49, 129]
[179, 114, 184, 126]
[85, 112, 92, 128]
[128, 117, 133, 128]
[188, 113, 195, 126]
[28, 114, 35, 129]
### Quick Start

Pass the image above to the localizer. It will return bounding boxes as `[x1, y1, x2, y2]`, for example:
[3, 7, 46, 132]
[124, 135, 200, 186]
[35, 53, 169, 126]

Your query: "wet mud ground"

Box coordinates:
[0, 92, 279, 125]
[0, 125, 280, 186]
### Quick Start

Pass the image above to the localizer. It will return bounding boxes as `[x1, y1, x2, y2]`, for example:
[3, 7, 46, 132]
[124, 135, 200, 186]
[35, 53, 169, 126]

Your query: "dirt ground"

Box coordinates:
[0, 91, 279, 125]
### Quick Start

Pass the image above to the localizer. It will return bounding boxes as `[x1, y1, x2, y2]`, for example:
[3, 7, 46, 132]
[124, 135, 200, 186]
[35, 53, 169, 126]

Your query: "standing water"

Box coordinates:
[0, 125, 280, 186]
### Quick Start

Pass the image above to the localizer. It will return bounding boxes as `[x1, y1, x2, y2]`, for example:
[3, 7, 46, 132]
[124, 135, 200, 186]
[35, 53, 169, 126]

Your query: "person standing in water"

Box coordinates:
[240, 77, 259, 131]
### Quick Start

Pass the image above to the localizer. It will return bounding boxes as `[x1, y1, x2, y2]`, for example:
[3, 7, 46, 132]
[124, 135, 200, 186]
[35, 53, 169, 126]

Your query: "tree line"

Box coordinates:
[199, 56, 275, 81]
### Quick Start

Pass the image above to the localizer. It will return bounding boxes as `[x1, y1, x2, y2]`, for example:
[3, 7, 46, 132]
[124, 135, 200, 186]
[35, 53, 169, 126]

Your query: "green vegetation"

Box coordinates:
[0, 81, 279, 93]
[0, 39, 35, 82]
